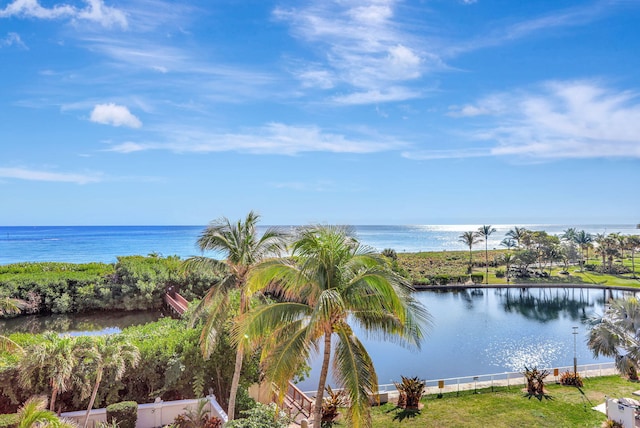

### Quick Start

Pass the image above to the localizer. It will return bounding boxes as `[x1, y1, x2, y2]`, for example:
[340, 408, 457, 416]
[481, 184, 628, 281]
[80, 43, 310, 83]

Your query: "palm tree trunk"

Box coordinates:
[227, 345, 244, 420]
[485, 242, 489, 284]
[313, 331, 332, 427]
[50, 386, 58, 412]
[84, 368, 104, 428]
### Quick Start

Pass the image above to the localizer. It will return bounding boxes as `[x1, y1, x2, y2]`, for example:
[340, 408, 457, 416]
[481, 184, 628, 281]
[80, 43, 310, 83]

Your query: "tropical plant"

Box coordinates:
[559, 371, 584, 387]
[381, 248, 397, 260]
[602, 419, 624, 428]
[573, 230, 593, 270]
[0, 297, 26, 354]
[82, 336, 140, 428]
[560, 228, 577, 243]
[16, 395, 77, 428]
[628, 235, 640, 278]
[321, 386, 346, 428]
[501, 253, 514, 283]
[458, 232, 480, 272]
[18, 333, 84, 412]
[173, 398, 222, 428]
[588, 298, 640, 379]
[500, 238, 517, 251]
[523, 366, 549, 400]
[475, 225, 496, 284]
[506, 227, 530, 249]
[393, 376, 425, 411]
[242, 225, 430, 428]
[224, 403, 291, 428]
[184, 211, 288, 420]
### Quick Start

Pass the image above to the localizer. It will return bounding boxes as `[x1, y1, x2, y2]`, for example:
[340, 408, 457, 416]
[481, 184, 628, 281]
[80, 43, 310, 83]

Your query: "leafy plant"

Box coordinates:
[394, 376, 425, 410]
[523, 367, 551, 400]
[601, 419, 624, 428]
[224, 403, 291, 428]
[321, 386, 346, 428]
[172, 399, 222, 428]
[106, 401, 137, 428]
[559, 371, 584, 387]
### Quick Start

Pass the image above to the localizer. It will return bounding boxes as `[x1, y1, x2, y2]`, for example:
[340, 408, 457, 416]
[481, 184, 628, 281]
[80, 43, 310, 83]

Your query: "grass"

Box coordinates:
[370, 375, 638, 427]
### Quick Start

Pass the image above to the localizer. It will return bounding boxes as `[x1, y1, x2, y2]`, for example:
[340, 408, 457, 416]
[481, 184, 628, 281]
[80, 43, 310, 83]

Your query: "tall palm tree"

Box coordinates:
[588, 298, 640, 378]
[501, 253, 514, 283]
[475, 225, 496, 284]
[83, 336, 140, 428]
[500, 238, 517, 251]
[628, 235, 640, 279]
[18, 333, 81, 412]
[506, 226, 530, 249]
[242, 225, 430, 428]
[573, 230, 593, 270]
[184, 211, 288, 420]
[560, 228, 577, 243]
[458, 231, 480, 270]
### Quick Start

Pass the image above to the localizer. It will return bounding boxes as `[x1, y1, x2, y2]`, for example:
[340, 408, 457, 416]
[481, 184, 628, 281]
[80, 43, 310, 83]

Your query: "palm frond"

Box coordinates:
[333, 323, 376, 428]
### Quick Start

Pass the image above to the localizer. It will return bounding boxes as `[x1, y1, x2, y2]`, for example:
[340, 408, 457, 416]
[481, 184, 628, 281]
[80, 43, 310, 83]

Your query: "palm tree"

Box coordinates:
[16, 396, 76, 428]
[19, 333, 81, 412]
[458, 231, 480, 270]
[628, 235, 640, 279]
[500, 238, 517, 251]
[560, 228, 577, 243]
[475, 225, 496, 284]
[506, 226, 530, 249]
[184, 211, 288, 420]
[588, 298, 640, 379]
[242, 225, 429, 428]
[573, 230, 593, 271]
[501, 253, 514, 283]
[83, 336, 140, 428]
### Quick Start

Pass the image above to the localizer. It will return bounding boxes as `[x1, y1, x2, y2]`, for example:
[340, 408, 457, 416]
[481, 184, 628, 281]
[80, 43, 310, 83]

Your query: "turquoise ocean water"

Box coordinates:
[0, 224, 637, 265]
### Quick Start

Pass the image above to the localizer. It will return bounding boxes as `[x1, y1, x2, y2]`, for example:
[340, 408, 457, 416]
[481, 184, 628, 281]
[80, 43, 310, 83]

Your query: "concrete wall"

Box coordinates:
[61, 396, 228, 428]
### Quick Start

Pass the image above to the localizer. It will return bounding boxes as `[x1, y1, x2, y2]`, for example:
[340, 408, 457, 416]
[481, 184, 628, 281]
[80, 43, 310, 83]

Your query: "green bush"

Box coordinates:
[495, 269, 505, 278]
[106, 401, 137, 428]
[0, 413, 18, 428]
[470, 273, 484, 284]
[225, 403, 291, 428]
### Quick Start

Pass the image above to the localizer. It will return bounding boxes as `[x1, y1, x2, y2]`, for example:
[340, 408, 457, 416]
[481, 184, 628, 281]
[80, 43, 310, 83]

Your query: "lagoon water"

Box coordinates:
[0, 224, 637, 265]
[295, 287, 628, 392]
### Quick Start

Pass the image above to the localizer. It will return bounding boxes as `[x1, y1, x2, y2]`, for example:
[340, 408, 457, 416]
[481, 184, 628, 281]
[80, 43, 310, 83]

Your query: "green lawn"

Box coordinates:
[370, 375, 639, 427]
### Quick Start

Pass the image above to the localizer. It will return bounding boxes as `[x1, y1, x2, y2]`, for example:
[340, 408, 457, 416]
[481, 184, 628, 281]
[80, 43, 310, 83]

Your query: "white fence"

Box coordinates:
[303, 362, 618, 398]
[61, 395, 228, 428]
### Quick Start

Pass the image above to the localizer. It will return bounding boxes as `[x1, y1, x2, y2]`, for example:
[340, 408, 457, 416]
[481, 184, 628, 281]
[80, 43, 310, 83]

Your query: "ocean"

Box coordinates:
[0, 224, 637, 265]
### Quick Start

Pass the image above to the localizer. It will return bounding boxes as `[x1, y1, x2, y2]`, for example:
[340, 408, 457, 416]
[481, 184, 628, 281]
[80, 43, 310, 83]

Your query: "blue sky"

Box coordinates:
[1, 0, 639, 226]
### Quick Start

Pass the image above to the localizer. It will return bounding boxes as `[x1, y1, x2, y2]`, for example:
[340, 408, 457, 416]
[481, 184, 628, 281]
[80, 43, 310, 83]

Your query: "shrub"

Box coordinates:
[0, 413, 17, 428]
[602, 419, 624, 428]
[173, 399, 222, 428]
[431, 275, 450, 285]
[225, 403, 291, 428]
[394, 376, 425, 410]
[470, 273, 484, 284]
[381, 248, 397, 260]
[106, 401, 137, 428]
[559, 371, 584, 387]
[321, 386, 346, 428]
[495, 269, 505, 278]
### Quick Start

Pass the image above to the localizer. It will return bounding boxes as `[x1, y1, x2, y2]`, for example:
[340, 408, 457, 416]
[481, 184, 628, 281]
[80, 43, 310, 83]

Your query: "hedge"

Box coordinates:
[106, 401, 137, 428]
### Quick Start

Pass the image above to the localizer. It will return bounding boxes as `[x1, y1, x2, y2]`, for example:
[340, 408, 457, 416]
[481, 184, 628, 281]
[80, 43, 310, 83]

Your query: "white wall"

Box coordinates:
[61, 396, 228, 428]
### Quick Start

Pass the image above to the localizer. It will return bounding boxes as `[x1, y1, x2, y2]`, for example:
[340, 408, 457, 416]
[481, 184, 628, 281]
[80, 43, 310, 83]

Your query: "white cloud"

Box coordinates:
[90, 103, 142, 128]
[106, 122, 407, 155]
[332, 86, 421, 105]
[441, 81, 640, 160]
[274, 0, 434, 103]
[0, 167, 101, 184]
[1, 32, 27, 48]
[0, 0, 127, 29]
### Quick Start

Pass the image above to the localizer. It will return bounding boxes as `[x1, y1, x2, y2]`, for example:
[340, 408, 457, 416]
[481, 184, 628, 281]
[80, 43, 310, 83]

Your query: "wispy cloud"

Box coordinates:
[418, 80, 640, 160]
[275, 0, 436, 104]
[1, 32, 27, 48]
[106, 122, 407, 155]
[0, 0, 128, 29]
[0, 167, 102, 184]
[450, 0, 623, 55]
[90, 103, 142, 128]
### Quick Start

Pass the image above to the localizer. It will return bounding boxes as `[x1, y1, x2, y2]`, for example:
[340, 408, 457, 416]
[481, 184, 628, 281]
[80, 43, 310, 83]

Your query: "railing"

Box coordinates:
[271, 382, 313, 419]
[287, 381, 313, 418]
[164, 292, 188, 315]
[302, 362, 617, 397]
